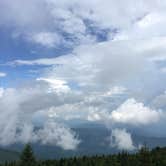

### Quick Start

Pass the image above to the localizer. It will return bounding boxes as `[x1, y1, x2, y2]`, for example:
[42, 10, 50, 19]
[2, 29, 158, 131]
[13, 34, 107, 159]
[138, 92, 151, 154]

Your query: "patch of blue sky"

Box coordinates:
[0, 27, 72, 62]
[0, 64, 46, 87]
[67, 81, 81, 91]
[0, 27, 75, 86]
[84, 19, 118, 42]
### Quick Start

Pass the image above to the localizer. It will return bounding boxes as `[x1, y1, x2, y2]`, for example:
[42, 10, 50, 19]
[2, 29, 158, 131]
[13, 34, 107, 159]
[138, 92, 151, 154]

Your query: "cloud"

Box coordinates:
[9, 58, 61, 66]
[9, 36, 166, 90]
[17, 40, 145, 86]
[28, 32, 63, 48]
[151, 91, 166, 109]
[114, 10, 166, 41]
[0, 81, 129, 149]
[110, 98, 161, 126]
[4, 34, 166, 150]
[0, 72, 6, 77]
[2, 0, 166, 151]
[110, 128, 135, 150]
[2, 0, 166, 48]
[0, 86, 80, 150]
[36, 77, 70, 93]
[102, 86, 126, 96]
[36, 121, 80, 150]
[0, 0, 95, 47]
[31, 85, 125, 123]
[3, 121, 80, 150]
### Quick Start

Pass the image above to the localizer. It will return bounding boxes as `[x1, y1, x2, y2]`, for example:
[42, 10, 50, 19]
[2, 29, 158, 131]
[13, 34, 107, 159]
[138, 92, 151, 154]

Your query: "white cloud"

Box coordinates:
[11, 36, 166, 89]
[36, 77, 70, 93]
[2, 0, 166, 47]
[39, 40, 146, 89]
[0, 87, 80, 150]
[137, 12, 162, 28]
[0, 0, 96, 47]
[102, 86, 126, 97]
[110, 128, 135, 150]
[87, 110, 104, 122]
[37, 121, 80, 150]
[4, 35, 166, 146]
[29, 32, 62, 48]
[9, 58, 61, 66]
[114, 11, 166, 41]
[9, 39, 146, 91]
[0, 0, 145, 30]
[110, 98, 161, 126]
[0, 83, 126, 144]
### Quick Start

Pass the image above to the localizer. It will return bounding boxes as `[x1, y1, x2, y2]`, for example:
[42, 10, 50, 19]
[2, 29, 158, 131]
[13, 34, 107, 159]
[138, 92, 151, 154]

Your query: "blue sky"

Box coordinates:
[0, 27, 72, 86]
[1, 0, 166, 151]
[0, 15, 111, 87]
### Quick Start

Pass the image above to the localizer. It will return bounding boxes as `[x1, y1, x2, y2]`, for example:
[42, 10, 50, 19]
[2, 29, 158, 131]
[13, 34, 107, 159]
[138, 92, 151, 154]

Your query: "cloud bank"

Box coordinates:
[0, 87, 80, 150]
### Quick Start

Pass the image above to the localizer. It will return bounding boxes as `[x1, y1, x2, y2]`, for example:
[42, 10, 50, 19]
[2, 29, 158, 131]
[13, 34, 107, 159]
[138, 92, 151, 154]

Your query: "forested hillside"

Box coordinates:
[2, 144, 166, 166]
[0, 149, 19, 163]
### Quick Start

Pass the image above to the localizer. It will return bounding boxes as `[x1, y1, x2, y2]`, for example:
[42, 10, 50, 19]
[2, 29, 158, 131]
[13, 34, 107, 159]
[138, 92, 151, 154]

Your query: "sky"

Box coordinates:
[0, 0, 166, 151]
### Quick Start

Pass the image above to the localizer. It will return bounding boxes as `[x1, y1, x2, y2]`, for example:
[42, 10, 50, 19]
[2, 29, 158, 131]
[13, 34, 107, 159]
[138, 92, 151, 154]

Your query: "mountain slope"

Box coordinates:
[3, 125, 166, 160]
[0, 148, 19, 162]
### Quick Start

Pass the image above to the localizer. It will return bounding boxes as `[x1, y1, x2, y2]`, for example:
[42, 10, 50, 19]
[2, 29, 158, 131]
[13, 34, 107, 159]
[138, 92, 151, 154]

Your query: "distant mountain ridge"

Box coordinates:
[0, 148, 19, 162]
[1, 124, 166, 160]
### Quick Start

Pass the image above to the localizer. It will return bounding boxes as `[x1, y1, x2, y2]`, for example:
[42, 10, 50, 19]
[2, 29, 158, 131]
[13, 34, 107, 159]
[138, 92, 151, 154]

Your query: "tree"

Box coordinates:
[19, 144, 36, 166]
[139, 144, 153, 166]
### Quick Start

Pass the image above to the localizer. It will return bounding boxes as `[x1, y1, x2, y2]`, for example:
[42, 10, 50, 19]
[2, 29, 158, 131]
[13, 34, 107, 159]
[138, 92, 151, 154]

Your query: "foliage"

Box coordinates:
[19, 144, 36, 166]
[2, 144, 166, 166]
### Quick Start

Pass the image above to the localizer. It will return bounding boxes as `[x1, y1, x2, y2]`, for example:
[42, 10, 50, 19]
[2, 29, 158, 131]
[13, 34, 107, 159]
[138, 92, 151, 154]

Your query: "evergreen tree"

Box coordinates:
[19, 144, 36, 166]
[4, 145, 166, 166]
[139, 144, 153, 166]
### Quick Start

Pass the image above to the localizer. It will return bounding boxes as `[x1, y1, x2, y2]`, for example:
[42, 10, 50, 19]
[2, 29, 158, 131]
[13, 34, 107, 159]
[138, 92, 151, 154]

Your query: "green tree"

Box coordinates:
[19, 144, 36, 166]
[139, 144, 153, 166]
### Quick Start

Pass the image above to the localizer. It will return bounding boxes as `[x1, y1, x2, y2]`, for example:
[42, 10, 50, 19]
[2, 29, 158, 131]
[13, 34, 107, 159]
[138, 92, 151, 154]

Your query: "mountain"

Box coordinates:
[2, 124, 166, 160]
[0, 148, 19, 162]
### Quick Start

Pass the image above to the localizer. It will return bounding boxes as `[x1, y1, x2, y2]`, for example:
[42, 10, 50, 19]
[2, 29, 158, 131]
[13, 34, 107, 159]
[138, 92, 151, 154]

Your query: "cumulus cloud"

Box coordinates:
[37, 121, 80, 150]
[0, 86, 80, 150]
[85, 98, 162, 126]
[2, 121, 80, 150]
[110, 98, 161, 126]
[5, 36, 166, 148]
[83, 98, 162, 150]
[10, 36, 166, 89]
[2, 0, 166, 47]
[114, 11, 166, 41]
[25, 40, 146, 88]
[110, 128, 135, 150]
[0, 0, 95, 47]
[4, 32, 166, 152]
[0, 81, 129, 149]
[29, 32, 63, 48]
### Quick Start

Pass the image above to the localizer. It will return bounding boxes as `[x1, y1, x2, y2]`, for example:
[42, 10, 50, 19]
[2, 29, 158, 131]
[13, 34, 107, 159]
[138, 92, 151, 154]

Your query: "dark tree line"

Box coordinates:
[1, 144, 166, 166]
